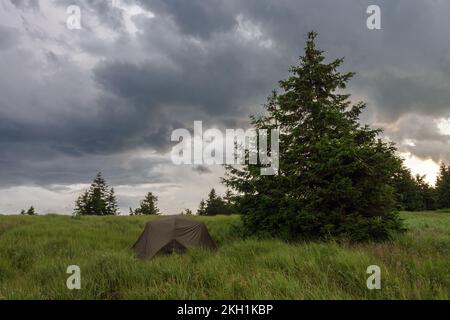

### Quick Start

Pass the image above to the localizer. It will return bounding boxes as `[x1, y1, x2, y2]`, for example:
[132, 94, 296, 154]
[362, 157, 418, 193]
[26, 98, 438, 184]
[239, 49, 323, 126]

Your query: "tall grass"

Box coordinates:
[0, 212, 448, 299]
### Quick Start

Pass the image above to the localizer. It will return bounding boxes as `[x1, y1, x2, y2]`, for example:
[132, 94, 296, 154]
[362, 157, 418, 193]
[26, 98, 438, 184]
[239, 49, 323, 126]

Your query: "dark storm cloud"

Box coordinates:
[0, 25, 18, 50]
[92, 37, 282, 117]
[136, 0, 450, 119]
[0, 0, 449, 190]
[141, 0, 235, 39]
[10, 0, 40, 11]
[0, 139, 170, 187]
[381, 114, 450, 163]
[361, 72, 450, 121]
[192, 165, 212, 175]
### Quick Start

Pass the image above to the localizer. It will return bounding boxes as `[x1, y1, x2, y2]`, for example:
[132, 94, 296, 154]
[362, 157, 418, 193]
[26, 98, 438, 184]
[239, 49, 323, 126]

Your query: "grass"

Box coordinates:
[0, 212, 448, 299]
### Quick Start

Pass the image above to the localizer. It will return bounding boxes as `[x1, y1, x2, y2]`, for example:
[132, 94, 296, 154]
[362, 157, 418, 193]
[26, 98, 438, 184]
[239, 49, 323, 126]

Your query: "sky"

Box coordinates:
[0, 0, 449, 215]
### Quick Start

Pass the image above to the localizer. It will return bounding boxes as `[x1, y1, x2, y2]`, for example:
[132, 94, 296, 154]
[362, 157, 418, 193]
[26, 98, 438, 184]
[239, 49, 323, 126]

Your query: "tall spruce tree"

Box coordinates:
[224, 32, 404, 241]
[74, 172, 119, 215]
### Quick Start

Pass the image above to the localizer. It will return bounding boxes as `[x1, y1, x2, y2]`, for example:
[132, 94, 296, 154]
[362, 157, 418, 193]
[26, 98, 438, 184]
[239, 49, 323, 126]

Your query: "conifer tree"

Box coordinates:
[201, 188, 234, 215]
[26, 206, 35, 215]
[74, 172, 119, 215]
[106, 188, 119, 215]
[415, 174, 436, 211]
[134, 192, 160, 215]
[224, 32, 404, 241]
[197, 199, 207, 216]
[436, 162, 450, 209]
[224, 189, 234, 206]
[181, 208, 193, 216]
[393, 166, 425, 211]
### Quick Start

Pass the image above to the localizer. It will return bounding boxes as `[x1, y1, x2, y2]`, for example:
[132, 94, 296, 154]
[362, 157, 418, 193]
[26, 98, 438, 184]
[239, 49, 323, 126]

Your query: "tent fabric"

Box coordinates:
[132, 215, 217, 259]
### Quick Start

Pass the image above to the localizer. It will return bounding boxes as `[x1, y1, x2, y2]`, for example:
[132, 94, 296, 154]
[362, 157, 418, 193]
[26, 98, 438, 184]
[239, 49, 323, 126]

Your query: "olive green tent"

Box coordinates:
[132, 215, 217, 259]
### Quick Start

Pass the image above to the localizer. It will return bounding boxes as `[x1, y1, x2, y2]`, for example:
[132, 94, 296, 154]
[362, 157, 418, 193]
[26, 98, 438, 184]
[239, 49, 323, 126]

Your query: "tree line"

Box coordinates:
[73, 172, 160, 216]
[196, 188, 235, 216]
[394, 162, 450, 211]
[72, 172, 237, 216]
[21, 161, 449, 219]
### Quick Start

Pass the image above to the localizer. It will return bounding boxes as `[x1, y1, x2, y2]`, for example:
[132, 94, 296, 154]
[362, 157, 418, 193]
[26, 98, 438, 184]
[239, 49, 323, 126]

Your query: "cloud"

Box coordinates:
[10, 0, 40, 11]
[382, 114, 450, 164]
[140, 0, 236, 39]
[192, 165, 212, 175]
[0, 0, 449, 213]
[0, 24, 19, 50]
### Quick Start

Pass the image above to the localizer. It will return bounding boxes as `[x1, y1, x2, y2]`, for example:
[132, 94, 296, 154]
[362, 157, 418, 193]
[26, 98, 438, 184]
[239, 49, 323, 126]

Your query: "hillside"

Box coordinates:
[0, 212, 448, 299]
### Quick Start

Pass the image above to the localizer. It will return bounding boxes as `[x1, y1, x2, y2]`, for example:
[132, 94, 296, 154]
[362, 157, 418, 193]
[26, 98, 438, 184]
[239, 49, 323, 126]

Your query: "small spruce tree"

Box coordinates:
[74, 172, 119, 215]
[180, 208, 193, 216]
[436, 162, 450, 209]
[393, 166, 426, 211]
[134, 192, 160, 215]
[106, 188, 119, 215]
[26, 206, 36, 215]
[203, 188, 234, 215]
[197, 199, 207, 216]
[415, 174, 436, 211]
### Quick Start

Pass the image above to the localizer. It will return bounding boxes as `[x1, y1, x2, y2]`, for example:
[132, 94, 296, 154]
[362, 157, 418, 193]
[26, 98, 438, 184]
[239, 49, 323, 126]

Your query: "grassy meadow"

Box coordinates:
[0, 212, 448, 300]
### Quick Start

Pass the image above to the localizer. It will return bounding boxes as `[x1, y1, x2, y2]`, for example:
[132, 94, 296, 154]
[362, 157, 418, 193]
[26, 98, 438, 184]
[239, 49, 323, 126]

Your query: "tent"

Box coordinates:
[132, 215, 217, 259]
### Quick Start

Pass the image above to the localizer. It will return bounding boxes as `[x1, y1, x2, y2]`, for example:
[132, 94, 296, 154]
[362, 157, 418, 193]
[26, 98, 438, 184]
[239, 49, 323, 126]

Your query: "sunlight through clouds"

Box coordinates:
[437, 118, 450, 136]
[113, 1, 155, 35]
[235, 14, 273, 49]
[401, 152, 440, 185]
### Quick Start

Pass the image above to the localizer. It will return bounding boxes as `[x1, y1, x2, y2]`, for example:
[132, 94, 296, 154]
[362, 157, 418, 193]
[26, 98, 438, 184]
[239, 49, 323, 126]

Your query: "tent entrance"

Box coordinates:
[159, 239, 187, 256]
